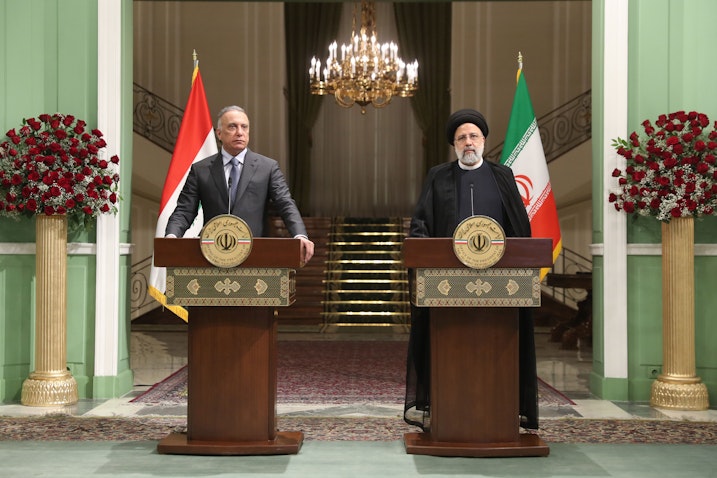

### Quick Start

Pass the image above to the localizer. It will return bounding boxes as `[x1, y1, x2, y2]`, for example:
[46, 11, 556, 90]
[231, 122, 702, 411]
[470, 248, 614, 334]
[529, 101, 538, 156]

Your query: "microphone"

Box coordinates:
[227, 176, 233, 214]
[470, 183, 475, 217]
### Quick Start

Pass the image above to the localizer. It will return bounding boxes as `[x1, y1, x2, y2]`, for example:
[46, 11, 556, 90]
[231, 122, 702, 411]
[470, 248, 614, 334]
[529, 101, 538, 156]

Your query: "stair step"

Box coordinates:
[321, 311, 411, 317]
[323, 278, 408, 284]
[324, 271, 407, 276]
[327, 250, 401, 255]
[326, 260, 403, 265]
[322, 217, 411, 328]
[329, 232, 405, 237]
[325, 270, 408, 284]
[328, 242, 404, 248]
[323, 289, 408, 294]
[326, 291, 409, 297]
[323, 299, 408, 305]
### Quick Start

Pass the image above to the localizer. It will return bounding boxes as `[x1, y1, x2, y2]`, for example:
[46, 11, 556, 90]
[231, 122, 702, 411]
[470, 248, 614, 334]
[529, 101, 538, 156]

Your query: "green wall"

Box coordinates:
[0, 0, 133, 402]
[592, 0, 717, 405]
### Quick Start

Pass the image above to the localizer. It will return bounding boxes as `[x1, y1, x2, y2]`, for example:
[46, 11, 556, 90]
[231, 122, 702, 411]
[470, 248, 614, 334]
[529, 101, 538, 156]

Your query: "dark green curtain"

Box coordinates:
[284, 3, 342, 213]
[394, 2, 452, 176]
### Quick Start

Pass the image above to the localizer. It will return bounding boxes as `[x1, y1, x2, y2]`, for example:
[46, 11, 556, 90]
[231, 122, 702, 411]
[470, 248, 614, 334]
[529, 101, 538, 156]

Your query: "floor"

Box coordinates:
[1, 325, 715, 477]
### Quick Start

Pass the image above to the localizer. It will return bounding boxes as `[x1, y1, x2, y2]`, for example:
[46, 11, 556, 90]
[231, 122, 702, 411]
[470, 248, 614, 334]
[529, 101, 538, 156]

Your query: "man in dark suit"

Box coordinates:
[403, 108, 538, 432]
[165, 105, 314, 263]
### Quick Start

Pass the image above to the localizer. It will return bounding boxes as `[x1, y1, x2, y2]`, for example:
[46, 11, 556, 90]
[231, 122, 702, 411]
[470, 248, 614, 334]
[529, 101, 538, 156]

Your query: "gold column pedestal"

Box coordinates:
[650, 216, 708, 410]
[21, 215, 78, 406]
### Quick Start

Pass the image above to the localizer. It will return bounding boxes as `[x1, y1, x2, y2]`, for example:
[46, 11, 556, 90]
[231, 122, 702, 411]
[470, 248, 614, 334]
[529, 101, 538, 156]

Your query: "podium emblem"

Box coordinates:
[453, 215, 506, 269]
[199, 214, 253, 268]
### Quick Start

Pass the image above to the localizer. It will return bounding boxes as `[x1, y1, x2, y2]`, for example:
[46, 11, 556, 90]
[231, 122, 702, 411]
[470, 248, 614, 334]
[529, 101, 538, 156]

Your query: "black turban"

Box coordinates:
[446, 109, 489, 145]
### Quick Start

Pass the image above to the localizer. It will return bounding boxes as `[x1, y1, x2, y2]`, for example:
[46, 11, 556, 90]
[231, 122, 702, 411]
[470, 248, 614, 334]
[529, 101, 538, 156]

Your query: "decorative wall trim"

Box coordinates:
[591, 243, 717, 257]
[0, 243, 133, 255]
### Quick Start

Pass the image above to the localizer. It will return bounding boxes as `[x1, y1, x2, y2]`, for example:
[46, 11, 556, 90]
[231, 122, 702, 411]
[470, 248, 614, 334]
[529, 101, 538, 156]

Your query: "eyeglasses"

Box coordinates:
[454, 133, 484, 145]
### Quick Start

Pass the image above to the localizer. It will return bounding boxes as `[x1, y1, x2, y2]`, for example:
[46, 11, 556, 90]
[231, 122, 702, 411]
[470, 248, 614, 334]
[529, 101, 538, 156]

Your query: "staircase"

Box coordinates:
[269, 216, 332, 329]
[321, 217, 410, 332]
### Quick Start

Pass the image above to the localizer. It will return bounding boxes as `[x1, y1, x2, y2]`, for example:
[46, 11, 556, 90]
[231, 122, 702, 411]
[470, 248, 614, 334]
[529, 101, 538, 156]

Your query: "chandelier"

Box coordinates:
[309, 0, 418, 114]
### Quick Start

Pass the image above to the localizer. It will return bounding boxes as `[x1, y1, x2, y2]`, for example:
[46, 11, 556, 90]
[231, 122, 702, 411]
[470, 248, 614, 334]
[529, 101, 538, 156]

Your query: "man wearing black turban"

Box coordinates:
[403, 108, 539, 432]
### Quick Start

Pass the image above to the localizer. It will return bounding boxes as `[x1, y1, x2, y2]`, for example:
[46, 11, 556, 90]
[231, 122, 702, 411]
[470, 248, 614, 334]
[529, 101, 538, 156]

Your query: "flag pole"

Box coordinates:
[192, 49, 199, 83]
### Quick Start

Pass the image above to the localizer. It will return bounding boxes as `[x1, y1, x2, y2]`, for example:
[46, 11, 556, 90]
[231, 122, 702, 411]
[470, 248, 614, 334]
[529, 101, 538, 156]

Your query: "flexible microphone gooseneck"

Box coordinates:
[470, 183, 475, 217]
[227, 176, 233, 214]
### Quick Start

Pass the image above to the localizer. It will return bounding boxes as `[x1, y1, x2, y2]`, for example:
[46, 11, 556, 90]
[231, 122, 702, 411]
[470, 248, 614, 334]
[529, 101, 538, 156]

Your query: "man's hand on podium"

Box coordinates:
[297, 236, 314, 265]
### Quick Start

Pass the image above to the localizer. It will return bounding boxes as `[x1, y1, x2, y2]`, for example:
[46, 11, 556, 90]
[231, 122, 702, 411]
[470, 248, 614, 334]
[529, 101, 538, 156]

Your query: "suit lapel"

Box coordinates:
[235, 149, 256, 202]
[210, 153, 230, 207]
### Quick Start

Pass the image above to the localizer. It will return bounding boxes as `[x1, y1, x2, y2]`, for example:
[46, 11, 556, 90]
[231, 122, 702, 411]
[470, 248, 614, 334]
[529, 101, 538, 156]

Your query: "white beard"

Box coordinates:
[456, 145, 484, 167]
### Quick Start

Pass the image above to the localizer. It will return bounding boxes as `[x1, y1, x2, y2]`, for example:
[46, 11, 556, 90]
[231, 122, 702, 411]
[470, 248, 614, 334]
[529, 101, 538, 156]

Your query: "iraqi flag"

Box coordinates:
[147, 64, 218, 320]
[499, 63, 562, 279]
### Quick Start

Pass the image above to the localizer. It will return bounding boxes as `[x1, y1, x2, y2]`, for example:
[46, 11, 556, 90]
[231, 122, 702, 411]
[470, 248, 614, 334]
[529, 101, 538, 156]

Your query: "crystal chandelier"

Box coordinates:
[309, 0, 418, 114]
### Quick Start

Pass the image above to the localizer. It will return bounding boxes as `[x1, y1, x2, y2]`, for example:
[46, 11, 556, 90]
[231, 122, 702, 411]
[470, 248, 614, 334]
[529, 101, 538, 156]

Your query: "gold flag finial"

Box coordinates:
[191, 50, 200, 84]
[516, 52, 523, 84]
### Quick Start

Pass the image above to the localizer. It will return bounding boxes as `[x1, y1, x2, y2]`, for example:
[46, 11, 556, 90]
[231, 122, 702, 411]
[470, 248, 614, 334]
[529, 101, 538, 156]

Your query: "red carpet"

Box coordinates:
[131, 340, 574, 406]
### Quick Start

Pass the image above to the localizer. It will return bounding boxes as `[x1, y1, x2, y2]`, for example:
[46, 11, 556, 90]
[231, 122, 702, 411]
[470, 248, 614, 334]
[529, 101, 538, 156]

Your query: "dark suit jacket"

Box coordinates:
[165, 149, 307, 238]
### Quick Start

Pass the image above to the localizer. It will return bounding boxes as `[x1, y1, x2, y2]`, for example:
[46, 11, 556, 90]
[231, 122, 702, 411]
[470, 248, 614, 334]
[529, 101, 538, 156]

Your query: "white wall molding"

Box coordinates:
[592, 243, 717, 256]
[95, 0, 123, 378]
[0, 243, 132, 255]
[601, 0, 629, 379]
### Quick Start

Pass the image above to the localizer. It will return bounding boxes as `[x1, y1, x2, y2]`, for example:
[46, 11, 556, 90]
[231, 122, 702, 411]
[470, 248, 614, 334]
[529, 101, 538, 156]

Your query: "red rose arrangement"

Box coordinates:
[609, 110, 717, 222]
[0, 113, 119, 231]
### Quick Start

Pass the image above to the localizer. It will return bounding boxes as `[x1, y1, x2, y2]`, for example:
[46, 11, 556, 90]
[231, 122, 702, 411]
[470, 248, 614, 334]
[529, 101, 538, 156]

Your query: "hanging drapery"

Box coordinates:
[285, 2, 444, 217]
[305, 3, 426, 217]
[394, 2, 452, 175]
[284, 2, 342, 212]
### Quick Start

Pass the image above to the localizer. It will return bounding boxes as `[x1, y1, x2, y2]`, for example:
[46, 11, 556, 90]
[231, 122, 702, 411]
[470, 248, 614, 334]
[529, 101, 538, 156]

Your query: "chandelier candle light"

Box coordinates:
[309, 0, 418, 114]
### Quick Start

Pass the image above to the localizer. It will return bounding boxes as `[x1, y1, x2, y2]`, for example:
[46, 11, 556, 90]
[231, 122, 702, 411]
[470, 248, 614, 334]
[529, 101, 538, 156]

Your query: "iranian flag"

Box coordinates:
[500, 63, 562, 279]
[148, 62, 218, 320]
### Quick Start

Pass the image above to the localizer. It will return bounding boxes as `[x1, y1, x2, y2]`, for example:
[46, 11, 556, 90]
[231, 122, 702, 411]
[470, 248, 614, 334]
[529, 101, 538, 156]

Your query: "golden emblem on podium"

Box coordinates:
[199, 214, 253, 268]
[453, 215, 506, 269]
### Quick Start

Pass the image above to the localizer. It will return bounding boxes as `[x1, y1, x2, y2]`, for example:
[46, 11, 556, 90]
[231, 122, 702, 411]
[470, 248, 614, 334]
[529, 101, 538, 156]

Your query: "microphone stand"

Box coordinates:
[227, 176, 233, 215]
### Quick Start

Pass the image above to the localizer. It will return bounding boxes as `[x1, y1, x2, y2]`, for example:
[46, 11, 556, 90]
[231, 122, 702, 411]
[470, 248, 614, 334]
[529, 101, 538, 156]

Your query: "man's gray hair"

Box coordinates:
[216, 105, 246, 129]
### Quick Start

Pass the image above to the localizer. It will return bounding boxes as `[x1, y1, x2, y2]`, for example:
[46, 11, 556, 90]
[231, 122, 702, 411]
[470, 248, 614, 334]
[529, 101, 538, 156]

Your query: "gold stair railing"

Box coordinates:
[321, 217, 410, 332]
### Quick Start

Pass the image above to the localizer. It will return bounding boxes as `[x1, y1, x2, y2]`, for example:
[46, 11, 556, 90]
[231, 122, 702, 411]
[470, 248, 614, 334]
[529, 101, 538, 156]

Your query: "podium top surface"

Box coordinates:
[402, 237, 553, 269]
[153, 237, 303, 268]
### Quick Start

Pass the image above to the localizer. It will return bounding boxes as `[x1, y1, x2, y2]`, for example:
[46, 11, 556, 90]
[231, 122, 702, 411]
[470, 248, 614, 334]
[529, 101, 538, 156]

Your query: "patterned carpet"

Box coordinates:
[4, 340, 714, 443]
[130, 340, 575, 406]
[2, 415, 717, 444]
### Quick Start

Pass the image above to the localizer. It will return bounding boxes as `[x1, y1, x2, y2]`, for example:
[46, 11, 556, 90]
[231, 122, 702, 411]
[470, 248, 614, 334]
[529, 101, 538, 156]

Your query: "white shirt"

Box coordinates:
[222, 148, 246, 185]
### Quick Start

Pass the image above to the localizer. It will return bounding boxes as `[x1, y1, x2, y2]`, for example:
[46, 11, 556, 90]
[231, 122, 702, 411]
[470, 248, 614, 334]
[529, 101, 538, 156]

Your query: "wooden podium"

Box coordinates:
[152, 237, 303, 455]
[402, 237, 552, 457]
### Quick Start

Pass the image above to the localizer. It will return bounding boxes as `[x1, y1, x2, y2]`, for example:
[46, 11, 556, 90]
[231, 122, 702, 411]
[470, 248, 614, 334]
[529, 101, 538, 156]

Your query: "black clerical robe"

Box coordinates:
[404, 159, 539, 431]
